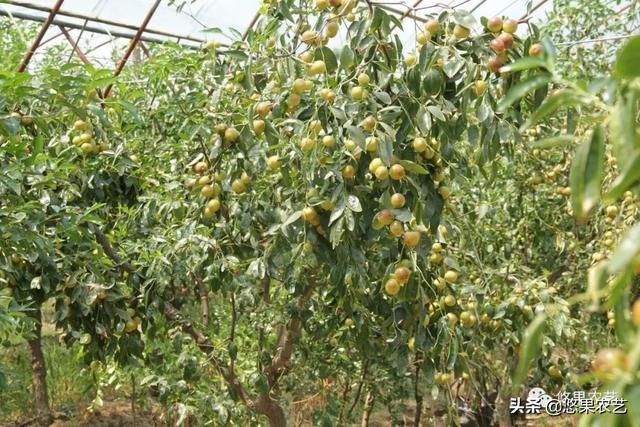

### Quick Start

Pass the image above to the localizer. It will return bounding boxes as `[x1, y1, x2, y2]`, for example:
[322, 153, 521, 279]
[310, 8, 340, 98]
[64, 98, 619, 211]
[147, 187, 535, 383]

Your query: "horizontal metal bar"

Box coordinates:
[0, 8, 201, 49]
[4, 0, 206, 44]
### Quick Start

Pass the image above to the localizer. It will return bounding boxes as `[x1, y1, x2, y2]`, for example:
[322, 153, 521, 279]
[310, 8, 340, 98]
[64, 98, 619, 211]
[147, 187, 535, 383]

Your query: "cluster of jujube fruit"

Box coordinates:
[69, 119, 110, 156]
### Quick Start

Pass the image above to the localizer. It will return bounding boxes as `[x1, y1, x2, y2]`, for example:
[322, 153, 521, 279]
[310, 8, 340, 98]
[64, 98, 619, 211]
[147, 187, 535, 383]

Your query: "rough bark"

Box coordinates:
[28, 307, 52, 426]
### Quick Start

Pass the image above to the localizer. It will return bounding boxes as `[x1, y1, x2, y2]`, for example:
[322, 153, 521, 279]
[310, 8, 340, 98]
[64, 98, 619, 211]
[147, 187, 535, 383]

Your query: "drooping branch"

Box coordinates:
[163, 302, 251, 405]
[90, 224, 136, 274]
[91, 224, 250, 402]
[90, 224, 295, 424]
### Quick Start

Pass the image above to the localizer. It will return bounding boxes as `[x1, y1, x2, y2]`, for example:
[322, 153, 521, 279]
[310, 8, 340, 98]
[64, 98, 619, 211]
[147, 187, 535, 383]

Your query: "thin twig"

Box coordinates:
[346, 359, 370, 420]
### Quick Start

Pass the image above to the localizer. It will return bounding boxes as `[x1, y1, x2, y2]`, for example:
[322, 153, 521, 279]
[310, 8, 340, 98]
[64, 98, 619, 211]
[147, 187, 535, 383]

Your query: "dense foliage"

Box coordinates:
[1, 0, 639, 426]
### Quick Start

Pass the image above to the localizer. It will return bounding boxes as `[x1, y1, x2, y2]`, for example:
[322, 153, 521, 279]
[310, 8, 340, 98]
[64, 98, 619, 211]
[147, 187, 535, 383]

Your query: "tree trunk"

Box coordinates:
[28, 307, 52, 426]
[346, 359, 369, 421]
[252, 394, 287, 427]
[414, 364, 422, 427]
[361, 391, 375, 427]
[338, 378, 351, 423]
[195, 275, 209, 326]
[496, 390, 514, 427]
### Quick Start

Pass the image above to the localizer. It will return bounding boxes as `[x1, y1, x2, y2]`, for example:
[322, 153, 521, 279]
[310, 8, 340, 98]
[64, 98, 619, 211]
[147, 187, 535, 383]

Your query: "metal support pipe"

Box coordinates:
[470, 0, 488, 13]
[17, 0, 64, 72]
[399, 0, 424, 20]
[58, 26, 91, 65]
[519, 0, 549, 21]
[242, 11, 261, 40]
[103, 0, 162, 98]
[83, 38, 113, 55]
[5, 0, 206, 44]
[0, 8, 200, 49]
[139, 41, 151, 58]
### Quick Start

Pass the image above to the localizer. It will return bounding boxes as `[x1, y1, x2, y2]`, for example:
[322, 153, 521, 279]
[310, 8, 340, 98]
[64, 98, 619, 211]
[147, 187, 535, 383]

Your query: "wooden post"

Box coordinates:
[17, 0, 65, 72]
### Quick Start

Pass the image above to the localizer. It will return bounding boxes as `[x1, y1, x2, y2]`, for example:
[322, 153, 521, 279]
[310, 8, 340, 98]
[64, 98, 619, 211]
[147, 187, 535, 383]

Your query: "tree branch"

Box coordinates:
[91, 223, 252, 405]
[261, 275, 271, 304]
[193, 273, 210, 326]
[163, 302, 251, 405]
[264, 277, 316, 387]
[346, 359, 370, 420]
[91, 224, 136, 274]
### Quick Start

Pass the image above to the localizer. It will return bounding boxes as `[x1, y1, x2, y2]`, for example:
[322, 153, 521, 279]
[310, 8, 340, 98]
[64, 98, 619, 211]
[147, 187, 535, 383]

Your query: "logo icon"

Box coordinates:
[526, 387, 554, 413]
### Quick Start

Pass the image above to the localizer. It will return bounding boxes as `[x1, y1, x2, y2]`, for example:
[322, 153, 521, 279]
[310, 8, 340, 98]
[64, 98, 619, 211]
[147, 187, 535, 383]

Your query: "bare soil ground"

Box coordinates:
[3, 399, 162, 427]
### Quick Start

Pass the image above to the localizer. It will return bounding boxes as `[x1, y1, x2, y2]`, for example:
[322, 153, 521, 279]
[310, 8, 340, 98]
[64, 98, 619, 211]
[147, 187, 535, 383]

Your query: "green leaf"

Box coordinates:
[423, 69, 444, 96]
[0, 115, 20, 137]
[608, 223, 640, 274]
[224, 50, 249, 62]
[610, 93, 639, 172]
[377, 132, 394, 165]
[513, 315, 546, 389]
[499, 57, 547, 73]
[86, 76, 118, 91]
[316, 47, 338, 73]
[446, 337, 458, 370]
[398, 160, 428, 174]
[416, 105, 431, 134]
[374, 91, 392, 104]
[541, 36, 556, 65]
[614, 293, 633, 346]
[427, 105, 445, 121]
[330, 199, 345, 225]
[282, 211, 302, 228]
[614, 35, 640, 78]
[587, 263, 608, 309]
[347, 126, 366, 146]
[329, 217, 344, 246]
[605, 151, 640, 202]
[497, 74, 551, 113]
[569, 125, 605, 222]
[279, 0, 294, 21]
[452, 10, 477, 29]
[520, 91, 588, 131]
[346, 195, 362, 212]
[530, 135, 575, 149]
[119, 100, 143, 125]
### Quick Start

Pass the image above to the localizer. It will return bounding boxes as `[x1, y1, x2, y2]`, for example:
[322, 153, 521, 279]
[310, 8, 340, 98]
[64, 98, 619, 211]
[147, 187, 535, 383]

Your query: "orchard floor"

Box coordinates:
[1, 337, 577, 427]
[2, 395, 579, 427]
[4, 400, 161, 427]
